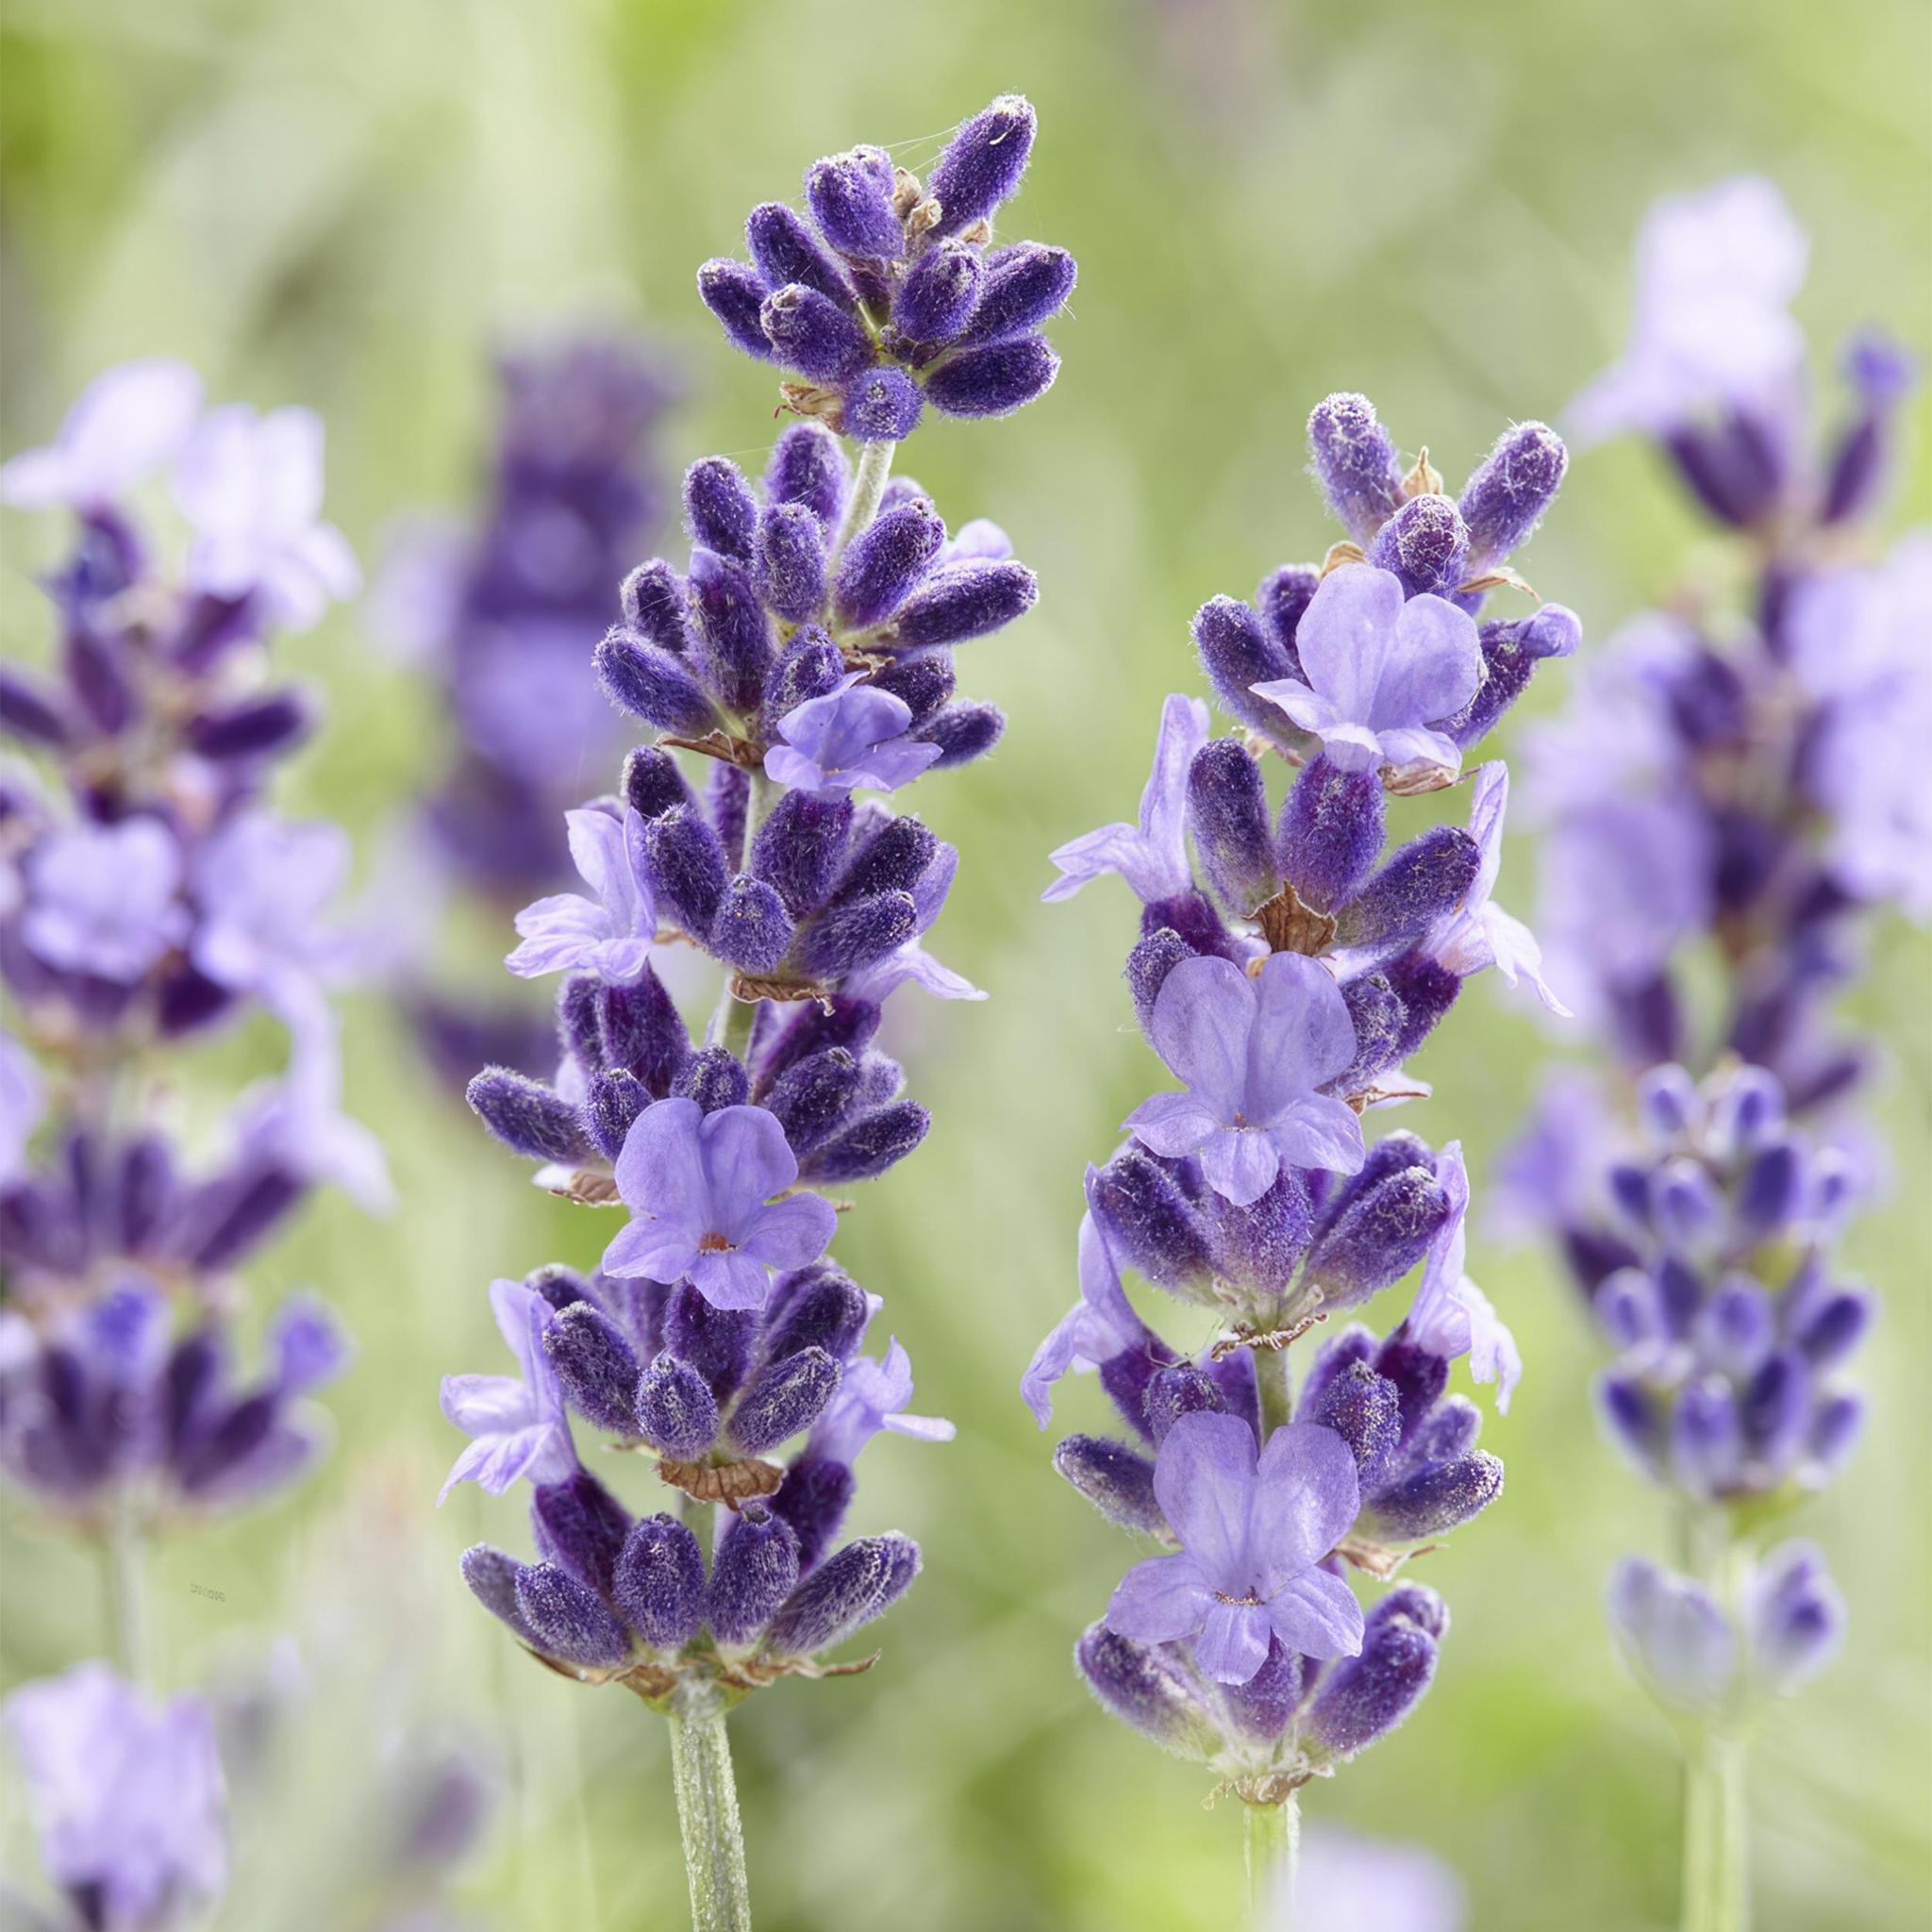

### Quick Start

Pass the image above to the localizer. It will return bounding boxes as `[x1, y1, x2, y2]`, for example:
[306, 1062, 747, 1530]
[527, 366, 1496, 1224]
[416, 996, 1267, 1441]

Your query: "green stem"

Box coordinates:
[1681, 1735, 1748, 1932]
[667, 1677, 752, 1932]
[103, 1502, 150, 1682]
[1243, 1791, 1297, 1924]
[1253, 1345, 1294, 1441]
[830, 439, 895, 563]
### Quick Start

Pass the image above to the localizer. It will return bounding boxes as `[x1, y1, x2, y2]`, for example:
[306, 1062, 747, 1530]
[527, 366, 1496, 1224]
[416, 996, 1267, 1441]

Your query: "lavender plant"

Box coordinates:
[1027, 391, 1576, 1913]
[438, 96, 1072, 1931]
[1500, 179, 1923, 1932]
[375, 337, 677, 1083]
[0, 361, 383, 1927]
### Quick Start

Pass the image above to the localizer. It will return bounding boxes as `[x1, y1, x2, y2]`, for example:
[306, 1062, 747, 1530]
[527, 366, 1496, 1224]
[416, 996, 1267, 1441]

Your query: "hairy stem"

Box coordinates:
[1681, 1735, 1748, 1932]
[667, 1676, 752, 1932]
[1254, 1345, 1294, 1441]
[830, 439, 895, 564]
[1244, 1791, 1297, 1924]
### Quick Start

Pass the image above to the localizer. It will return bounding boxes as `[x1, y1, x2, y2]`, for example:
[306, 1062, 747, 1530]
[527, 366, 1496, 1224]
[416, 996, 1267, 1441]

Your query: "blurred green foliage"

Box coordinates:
[2, 1, 1928, 1927]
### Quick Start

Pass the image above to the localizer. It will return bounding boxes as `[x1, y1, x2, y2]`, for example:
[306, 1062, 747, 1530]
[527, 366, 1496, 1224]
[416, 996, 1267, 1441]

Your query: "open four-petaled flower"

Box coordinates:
[764, 681, 941, 796]
[1106, 1410, 1364, 1685]
[1253, 567, 1481, 782]
[506, 806, 657, 985]
[438, 1277, 575, 1502]
[1124, 951, 1365, 1206]
[601, 1098, 838, 1310]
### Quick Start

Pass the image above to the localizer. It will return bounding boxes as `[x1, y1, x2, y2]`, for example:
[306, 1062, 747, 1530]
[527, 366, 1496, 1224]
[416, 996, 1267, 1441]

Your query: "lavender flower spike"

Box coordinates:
[1253, 568, 1481, 785]
[506, 807, 658, 984]
[764, 682, 942, 796]
[1044, 694, 1209, 903]
[1106, 1410, 1363, 1684]
[439, 1278, 577, 1501]
[602, 1097, 838, 1309]
[1124, 951, 1365, 1204]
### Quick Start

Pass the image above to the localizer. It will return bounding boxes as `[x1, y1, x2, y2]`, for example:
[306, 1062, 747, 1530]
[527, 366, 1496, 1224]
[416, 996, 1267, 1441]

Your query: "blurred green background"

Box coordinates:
[2, 1, 1929, 1927]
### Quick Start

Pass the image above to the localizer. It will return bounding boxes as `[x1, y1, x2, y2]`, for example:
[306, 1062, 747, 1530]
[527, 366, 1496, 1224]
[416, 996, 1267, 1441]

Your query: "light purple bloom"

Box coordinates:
[1606, 1556, 1736, 1715]
[1044, 693, 1208, 904]
[1124, 951, 1365, 1206]
[439, 1277, 577, 1502]
[22, 819, 187, 983]
[1406, 1141, 1522, 1412]
[1422, 763, 1568, 1013]
[1487, 1067, 1613, 1243]
[1569, 177, 1808, 444]
[172, 403, 359, 629]
[190, 811, 354, 1006]
[601, 1098, 838, 1311]
[1288, 1830, 1468, 1932]
[764, 679, 942, 795]
[1021, 1203, 1145, 1427]
[1252, 568, 1482, 781]
[839, 840, 983, 1002]
[4, 1662, 226, 1928]
[1106, 1409, 1363, 1685]
[0, 358, 203, 512]
[0, 1032, 43, 1186]
[506, 807, 658, 984]
[810, 1338, 955, 1466]
[1746, 1541, 1844, 1695]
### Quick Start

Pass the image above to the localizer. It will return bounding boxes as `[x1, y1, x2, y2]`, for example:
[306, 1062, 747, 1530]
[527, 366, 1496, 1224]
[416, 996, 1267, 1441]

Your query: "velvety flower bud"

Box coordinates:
[1595, 1268, 1663, 1350]
[842, 366, 924, 442]
[759, 629, 846, 737]
[526, 1264, 595, 1314]
[709, 1504, 803, 1644]
[599, 970, 691, 1095]
[1141, 1365, 1226, 1447]
[671, 1047, 751, 1117]
[765, 423, 849, 528]
[466, 1068, 591, 1163]
[746, 201, 855, 310]
[1276, 755, 1387, 912]
[1598, 1371, 1665, 1477]
[461, 1545, 540, 1647]
[556, 973, 607, 1071]
[1308, 393, 1405, 545]
[1651, 1158, 1722, 1252]
[1457, 422, 1568, 571]
[711, 874, 795, 974]
[870, 653, 955, 724]
[729, 1345, 841, 1456]
[1736, 1137, 1805, 1238]
[1749, 1541, 1844, 1694]
[924, 94, 1036, 237]
[1671, 1375, 1741, 1498]
[0, 666, 69, 746]
[805, 144, 902, 259]
[1664, 416, 1782, 528]
[634, 1352, 722, 1458]
[1439, 605, 1581, 749]
[1334, 973, 1407, 1091]
[1125, 928, 1193, 1035]
[884, 559, 1037, 649]
[762, 1266, 870, 1362]
[613, 1513, 706, 1649]
[760, 284, 874, 385]
[1307, 1586, 1441, 1757]
[803, 1101, 929, 1182]
[699, 258, 775, 360]
[641, 806, 728, 938]
[1205, 1169, 1315, 1298]
[620, 559, 693, 654]
[834, 497, 945, 629]
[1404, 1393, 1481, 1466]
[687, 549, 773, 713]
[1192, 594, 1297, 736]
[799, 891, 919, 979]
[1334, 827, 1481, 953]
[751, 791, 853, 916]
[186, 690, 312, 760]
[1821, 334, 1915, 525]
[1186, 740, 1275, 917]
[771, 1455, 856, 1570]
[1607, 1558, 1734, 1714]
[1090, 1149, 1214, 1294]
[543, 1303, 643, 1436]
[1053, 1434, 1164, 1533]
[683, 457, 758, 562]
[530, 1470, 631, 1595]
[761, 1048, 862, 1157]
[1792, 1287, 1871, 1369]
[1809, 1392, 1864, 1473]
[1364, 1451, 1503, 1540]
[894, 241, 985, 344]
[958, 242, 1076, 349]
[515, 1562, 632, 1668]
[661, 1284, 758, 1398]
[1635, 1062, 1698, 1141]
[1301, 1357, 1403, 1487]
[1256, 565, 1317, 661]
[753, 501, 830, 624]
[916, 703, 1006, 767]
[924, 337, 1059, 420]
[1074, 1623, 1216, 1761]
[762, 1532, 919, 1654]
[1740, 1348, 1811, 1474]
[1693, 1281, 1774, 1378]
[709, 764, 750, 868]
[1366, 494, 1470, 602]
[594, 627, 720, 734]
[1304, 1167, 1453, 1307]
[623, 744, 697, 821]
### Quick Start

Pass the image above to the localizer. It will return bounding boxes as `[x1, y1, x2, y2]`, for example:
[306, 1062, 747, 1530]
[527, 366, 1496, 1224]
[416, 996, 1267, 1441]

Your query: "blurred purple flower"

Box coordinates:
[506, 807, 657, 984]
[764, 681, 942, 795]
[1405, 1141, 1522, 1411]
[439, 1278, 576, 1502]
[601, 1097, 838, 1310]
[1487, 1067, 1612, 1242]
[1, 1032, 44, 1186]
[0, 358, 203, 512]
[1606, 1556, 1736, 1715]
[1044, 694, 1208, 903]
[1252, 568, 1481, 781]
[1124, 951, 1365, 1205]
[190, 811, 355, 1006]
[21, 819, 186, 982]
[1105, 1409, 1363, 1684]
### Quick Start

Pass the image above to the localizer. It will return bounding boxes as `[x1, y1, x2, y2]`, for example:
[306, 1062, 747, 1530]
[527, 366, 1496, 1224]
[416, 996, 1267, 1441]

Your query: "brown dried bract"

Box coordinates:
[778, 380, 844, 431]
[1336, 1533, 1437, 1579]
[1254, 884, 1337, 958]
[1208, 1309, 1325, 1361]
[1454, 563, 1538, 602]
[658, 728, 766, 769]
[729, 974, 835, 1009]
[1318, 540, 1367, 577]
[1379, 758, 1459, 798]
[658, 1455, 786, 1507]
[541, 1168, 622, 1208]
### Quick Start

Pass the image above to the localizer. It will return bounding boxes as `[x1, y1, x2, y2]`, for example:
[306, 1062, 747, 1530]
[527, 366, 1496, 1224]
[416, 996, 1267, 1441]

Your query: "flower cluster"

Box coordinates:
[699, 95, 1074, 441]
[1030, 391, 1575, 1806]
[375, 337, 677, 1083]
[1506, 179, 1917, 1790]
[441, 98, 1065, 1824]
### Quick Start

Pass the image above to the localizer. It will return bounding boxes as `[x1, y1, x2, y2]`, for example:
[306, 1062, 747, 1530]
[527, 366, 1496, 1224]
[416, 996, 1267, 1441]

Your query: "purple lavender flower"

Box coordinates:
[808, 1337, 955, 1465]
[439, 1277, 577, 1501]
[1044, 695, 1208, 904]
[172, 404, 359, 629]
[506, 807, 658, 984]
[1403, 1142, 1522, 1410]
[763, 681, 943, 796]
[1105, 1409, 1363, 1684]
[1251, 567, 1482, 785]
[601, 1098, 838, 1310]
[21, 819, 187, 983]
[1124, 952, 1365, 1205]
[0, 1032, 42, 1184]
[1606, 1557, 1737, 1715]
[0, 358, 202, 512]
[5, 1664, 226, 1929]
[1291, 1829, 1468, 1932]
[189, 811, 355, 1007]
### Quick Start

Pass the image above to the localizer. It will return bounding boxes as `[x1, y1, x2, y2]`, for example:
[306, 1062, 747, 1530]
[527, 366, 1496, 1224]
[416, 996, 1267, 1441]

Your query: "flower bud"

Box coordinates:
[799, 892, 919, 979]
[893, 240, 985, 345]
[1307, 1586, 1442, 1757]
[771, 1454, 856, 1571]
[530, 1470, 631, 1596]
[1307, 393, 1405, 546]
[1748, 1541, 1844, 1695]
[761, 1532, 920, 1655]
[641, 806, 728, 940]
[595, 630, 719, 734]
[729, 1345, 841, 1456]
[916, 703, 1005, 767]
[884, 560, 1037, 650]
[1276, 755, 1386, 912]
[1333, 827, 1481, 953]
[842, 366, 924, 442]
[957, 242, 1076, 349]
[698, 258, 774, 361]
[543, 1304, 643, 1436]
[765, 423, 848, 528]
[746, 201, 855, 310]
[1191, 594, 1295, 737]
[805, 145, 902, 259]
[1606, 1557, 1734, 1715]
[515, 1562, 632, 1669]
[1186, 739, 1275, 917]
[662, 1285, 758, 1398]
[803, 1102, 929, 1183]
[924, 338, 1059, 420]
[711, 875, 795, 974]
[613, 1513, 706, 1650]
[1367, 493, 1469, 601]
[688, 550, 774, 713]
[709, 1504, 803, 1645]
[834, 499, 946, 630]
[924, 94, 1036, 236]
[465, 1068, 591, 1164]
[598, 970, 691, 1095]
[1074, 1623, 1217, 1762]
[461, 1545, 540, 1646]
[762, 1265, 870, 1363]
[635, 1353, 722, 1458]
[1053, 1434, 1164, 1534]
[1089, 1149, 1214, 1296]
[1457, 422, 1567, 572]
[1303, 1168, 1452, 1308]
[754, 501, 830, 624]
[760, 284, 874, 385]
